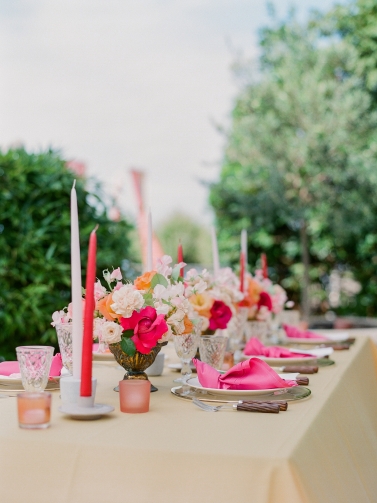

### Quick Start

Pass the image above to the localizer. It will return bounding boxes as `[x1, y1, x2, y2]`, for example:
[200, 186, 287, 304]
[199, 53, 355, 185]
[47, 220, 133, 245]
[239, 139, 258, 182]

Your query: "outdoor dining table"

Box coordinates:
[1, 334, 377, 503]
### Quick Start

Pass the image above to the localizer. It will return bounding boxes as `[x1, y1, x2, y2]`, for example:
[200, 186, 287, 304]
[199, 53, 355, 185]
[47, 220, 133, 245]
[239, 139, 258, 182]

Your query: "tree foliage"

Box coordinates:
[0, 148, 134, 359]
[210, 13, 377, 316]
[156, 212, 211, 266]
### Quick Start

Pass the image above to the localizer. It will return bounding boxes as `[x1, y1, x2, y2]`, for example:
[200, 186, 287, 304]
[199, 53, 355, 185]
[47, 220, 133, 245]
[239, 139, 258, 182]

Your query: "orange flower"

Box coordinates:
[182, 315, 194, 334]
[189, 293, 214, 318]
[134, 271, 157, 290]
[96, 293, 120, 322]
[242, 278, 262, 308]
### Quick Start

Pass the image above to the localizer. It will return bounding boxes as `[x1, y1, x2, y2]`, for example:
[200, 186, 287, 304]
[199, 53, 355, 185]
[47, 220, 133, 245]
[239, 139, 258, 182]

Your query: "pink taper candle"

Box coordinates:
[261, 253, 268, 279]
[178, 242, 184, 277]
[71, 180, 83, 380]
[80, 226, 98, 397]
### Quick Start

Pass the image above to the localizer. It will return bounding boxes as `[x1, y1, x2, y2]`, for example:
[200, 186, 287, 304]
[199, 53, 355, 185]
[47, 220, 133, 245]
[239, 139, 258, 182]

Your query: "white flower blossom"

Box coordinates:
[94, 280, 107, 301]
[101, 321, 123, 344]
[51, 310, 70, 327]
[111, 284, 144, 318]
[156, 255, 173, 277]
[167, 309, 186, 335]
[110, 267, 122, 281]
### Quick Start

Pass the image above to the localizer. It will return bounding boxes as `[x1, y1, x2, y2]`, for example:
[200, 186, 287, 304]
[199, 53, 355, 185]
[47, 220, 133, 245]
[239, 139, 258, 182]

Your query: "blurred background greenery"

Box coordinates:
[211, 0, 377, 321]
[0, 148, 135, 359]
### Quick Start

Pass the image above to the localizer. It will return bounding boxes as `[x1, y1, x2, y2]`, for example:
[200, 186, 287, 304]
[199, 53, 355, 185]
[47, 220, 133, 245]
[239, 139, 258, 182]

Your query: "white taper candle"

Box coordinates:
[71, 180, 83, 379]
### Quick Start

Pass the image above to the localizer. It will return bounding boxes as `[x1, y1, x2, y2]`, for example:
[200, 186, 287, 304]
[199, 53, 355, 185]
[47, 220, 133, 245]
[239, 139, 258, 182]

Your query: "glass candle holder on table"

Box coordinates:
[17, 392, 52, 429]
[199, 333, 228, 370]
[16, 346, 54, 392]
[119, 380, 150, 413]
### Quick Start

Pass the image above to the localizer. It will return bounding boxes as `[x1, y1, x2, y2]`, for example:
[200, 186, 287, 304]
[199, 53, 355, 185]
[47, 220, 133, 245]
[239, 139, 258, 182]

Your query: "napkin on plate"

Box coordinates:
[244, 337, 312, 358]
[192, 358, 297, 390]
[283, 324, 328, 341]
[0, 353, 63, 377]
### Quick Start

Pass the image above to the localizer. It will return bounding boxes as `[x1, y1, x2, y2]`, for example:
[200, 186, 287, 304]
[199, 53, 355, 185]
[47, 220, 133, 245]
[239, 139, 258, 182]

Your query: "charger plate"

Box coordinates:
[171, 385, 311, 403]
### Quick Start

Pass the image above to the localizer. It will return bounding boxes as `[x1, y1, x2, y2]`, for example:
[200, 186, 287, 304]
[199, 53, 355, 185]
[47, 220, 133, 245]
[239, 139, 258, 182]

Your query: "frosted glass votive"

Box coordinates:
[119, 380, 150, 413]
[17, 392, 52, 429]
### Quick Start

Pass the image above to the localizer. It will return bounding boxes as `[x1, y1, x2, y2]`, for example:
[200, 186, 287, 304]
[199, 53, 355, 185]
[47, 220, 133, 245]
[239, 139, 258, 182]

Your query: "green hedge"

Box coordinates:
[0, 148, 135, 360]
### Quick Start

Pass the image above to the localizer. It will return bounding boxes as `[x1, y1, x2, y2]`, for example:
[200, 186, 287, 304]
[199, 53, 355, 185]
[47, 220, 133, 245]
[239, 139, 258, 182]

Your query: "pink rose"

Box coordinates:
[120, 306, 168, 354]
[257, 292, 273, 311]
[209, 300, 232, 330]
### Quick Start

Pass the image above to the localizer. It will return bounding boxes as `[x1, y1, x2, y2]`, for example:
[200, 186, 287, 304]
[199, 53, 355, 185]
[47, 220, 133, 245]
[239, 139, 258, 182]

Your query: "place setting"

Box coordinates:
[240, 337, 335, 367]
[280, 324, 356, 349]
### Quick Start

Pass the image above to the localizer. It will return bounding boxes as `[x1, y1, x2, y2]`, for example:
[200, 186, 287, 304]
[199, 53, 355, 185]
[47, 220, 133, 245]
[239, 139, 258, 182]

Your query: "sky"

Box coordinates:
[0, 0, 346, 227]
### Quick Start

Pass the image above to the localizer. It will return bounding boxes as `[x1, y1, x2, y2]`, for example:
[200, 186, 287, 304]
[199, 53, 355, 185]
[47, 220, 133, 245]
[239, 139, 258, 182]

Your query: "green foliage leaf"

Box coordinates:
[120, 337, 136, 356]
[143, 292, 154, 306]
[150, 273, 168, 288]
[122, 329, 134, 338]
[171, 265, 181, 281]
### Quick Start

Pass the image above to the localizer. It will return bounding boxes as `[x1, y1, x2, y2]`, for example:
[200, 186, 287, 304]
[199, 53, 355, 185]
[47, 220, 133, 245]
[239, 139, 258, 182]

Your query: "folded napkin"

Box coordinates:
[0, 354, 63, 377]
[283, 324, 328, 341]
[192, 358, 297, 390]
[244, 338, 311, 358]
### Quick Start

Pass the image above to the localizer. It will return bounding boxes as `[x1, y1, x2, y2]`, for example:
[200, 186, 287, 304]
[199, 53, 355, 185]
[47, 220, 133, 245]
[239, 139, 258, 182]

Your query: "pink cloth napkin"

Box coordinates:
[283, 324, 328, 341]
[244, 337, 311, 358]
[192, 358, 297, 390]
[0, 354, 63, 377]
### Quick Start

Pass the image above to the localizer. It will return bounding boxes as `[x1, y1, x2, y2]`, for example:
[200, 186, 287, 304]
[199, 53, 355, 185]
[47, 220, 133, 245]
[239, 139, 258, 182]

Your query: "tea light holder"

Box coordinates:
[119, 380, 150, 413]
[17, 392, 52, 429]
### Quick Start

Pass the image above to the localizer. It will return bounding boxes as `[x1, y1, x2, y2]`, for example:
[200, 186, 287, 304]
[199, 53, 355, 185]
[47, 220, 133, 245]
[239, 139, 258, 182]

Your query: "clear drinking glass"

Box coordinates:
[244, 321, 269, 343]
[16, 346, 54, 392]
[55, 323, 73, 373]
[173, 324, 201, 383]
[227, 307, 248, 362]
[199, 333, 228, 370]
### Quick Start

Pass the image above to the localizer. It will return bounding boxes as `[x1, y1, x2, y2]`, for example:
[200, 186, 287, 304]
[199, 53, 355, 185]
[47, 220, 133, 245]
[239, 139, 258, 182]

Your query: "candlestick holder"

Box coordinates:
[59, 376, 114, 420]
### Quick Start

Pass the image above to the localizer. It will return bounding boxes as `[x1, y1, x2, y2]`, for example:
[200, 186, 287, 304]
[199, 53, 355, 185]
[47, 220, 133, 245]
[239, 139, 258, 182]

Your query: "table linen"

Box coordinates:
[0, 335, 377, 503]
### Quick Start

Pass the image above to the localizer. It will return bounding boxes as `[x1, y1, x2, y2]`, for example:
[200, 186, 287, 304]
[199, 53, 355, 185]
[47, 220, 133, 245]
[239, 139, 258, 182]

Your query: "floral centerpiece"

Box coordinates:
[184, 266, 244, 335]
[242, 270, 287, 322]
[52, 255, 198, 388]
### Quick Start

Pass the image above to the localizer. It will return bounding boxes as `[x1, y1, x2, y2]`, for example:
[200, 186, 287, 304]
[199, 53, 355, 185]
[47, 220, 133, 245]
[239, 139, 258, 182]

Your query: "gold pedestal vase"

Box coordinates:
[109, 341, 167, 392]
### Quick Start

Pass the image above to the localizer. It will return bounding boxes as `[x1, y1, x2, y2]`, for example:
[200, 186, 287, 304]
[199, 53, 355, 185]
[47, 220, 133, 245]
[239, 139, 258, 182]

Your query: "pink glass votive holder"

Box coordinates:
[17, 392, 52, 429]
[119, 380, 150, 413]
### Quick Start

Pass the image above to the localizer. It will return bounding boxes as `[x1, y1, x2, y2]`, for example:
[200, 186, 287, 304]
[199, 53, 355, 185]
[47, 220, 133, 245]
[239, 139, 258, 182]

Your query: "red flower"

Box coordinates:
[120, 306, 168, 354]
[209, 300, 232, 330]
[257, 291, 273, 311]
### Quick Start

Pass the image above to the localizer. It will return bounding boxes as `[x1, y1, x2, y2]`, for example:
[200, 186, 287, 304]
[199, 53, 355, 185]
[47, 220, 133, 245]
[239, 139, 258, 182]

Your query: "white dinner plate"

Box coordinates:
[283, 331, 349, 345]
[167, 363, 196, 372]
[0, 375, 61, 385]
[241, 347, 333, 366]
[0, 375, 61, 391]
[185, 377, 291, 396]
